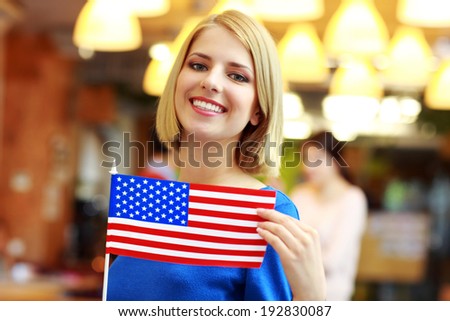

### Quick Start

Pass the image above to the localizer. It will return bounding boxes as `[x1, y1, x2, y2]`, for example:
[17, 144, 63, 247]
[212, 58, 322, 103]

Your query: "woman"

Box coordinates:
[290, 131, 368, 300]
[107, 10, 326, 301]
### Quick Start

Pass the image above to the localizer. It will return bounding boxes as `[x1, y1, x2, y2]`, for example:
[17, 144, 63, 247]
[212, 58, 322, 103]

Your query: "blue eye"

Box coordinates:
[229, 73, 248, 83]
[190, 63, 207, 71]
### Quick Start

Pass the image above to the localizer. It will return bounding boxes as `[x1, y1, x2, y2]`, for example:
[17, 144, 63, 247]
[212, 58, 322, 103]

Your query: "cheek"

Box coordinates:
[236, 89, 258, 121]
[246, 88, 258, 111]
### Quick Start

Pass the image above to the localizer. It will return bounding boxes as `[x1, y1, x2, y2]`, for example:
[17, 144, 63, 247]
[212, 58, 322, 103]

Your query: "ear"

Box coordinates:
[250, 109, 260, 126]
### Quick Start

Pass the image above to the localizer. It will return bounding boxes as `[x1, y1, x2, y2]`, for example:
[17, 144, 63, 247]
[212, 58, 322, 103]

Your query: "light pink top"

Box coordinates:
[290, 185, 368, 300]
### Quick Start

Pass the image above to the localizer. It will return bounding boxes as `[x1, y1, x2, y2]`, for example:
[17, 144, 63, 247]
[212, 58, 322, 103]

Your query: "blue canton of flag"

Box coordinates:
[110, 175, 189, 227]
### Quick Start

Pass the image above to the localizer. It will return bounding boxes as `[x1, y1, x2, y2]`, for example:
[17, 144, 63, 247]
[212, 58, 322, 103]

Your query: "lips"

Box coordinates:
[191, 97, 226, 114]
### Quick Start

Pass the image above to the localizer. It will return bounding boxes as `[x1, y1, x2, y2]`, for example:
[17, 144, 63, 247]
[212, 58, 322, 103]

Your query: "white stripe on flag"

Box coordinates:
[107, 229, 266, 251]
[189, 189, 276, 203]
[108, 217, 263, 240]
[106, 241, 264, 262]
[189, 202, 258, 215]
[189, 214, 259, 227]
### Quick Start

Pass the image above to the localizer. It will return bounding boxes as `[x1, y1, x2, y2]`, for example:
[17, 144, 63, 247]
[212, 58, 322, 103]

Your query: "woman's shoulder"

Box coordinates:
[346, 185, 367, 202]
[342, 185, 368, 218]
[262, 186, 299, 219]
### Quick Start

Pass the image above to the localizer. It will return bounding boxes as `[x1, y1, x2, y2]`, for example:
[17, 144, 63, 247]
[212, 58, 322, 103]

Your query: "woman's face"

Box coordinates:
[174, 25, 259, 145]
[302, 145, 337, 185]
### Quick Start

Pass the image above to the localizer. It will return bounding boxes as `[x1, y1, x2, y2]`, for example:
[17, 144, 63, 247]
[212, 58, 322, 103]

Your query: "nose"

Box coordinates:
[200, 68, 223, 93]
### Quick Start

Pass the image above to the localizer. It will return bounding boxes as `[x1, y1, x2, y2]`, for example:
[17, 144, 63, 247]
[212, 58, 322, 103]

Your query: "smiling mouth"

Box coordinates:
[191, 99, 226, 113]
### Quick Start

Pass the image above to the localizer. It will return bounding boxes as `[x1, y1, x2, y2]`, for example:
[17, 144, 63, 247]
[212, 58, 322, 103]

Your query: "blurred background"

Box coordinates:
[0, 0, 449, 300]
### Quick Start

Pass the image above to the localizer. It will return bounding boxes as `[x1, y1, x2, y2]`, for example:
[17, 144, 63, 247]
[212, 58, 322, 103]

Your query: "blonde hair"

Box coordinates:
[156, 10, 283, 177]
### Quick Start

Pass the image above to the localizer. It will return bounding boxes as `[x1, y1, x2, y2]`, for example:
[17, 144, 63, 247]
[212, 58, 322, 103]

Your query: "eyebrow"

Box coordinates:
[188, 52, 253, 73]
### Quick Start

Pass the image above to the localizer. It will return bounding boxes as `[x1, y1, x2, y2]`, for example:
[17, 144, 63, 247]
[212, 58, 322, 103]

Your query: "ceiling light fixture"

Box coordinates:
[323, 0, 389, 59]
[278, 23, 329, 84]
[330, 57, 383, 98]
[73, 0, 142, 52]
[382, 26, 434, 90]
[127, 0, 170, 17]
[425, 59, 450, 110]
[397, 0, 450, 28]
[253, 0, 324, 22]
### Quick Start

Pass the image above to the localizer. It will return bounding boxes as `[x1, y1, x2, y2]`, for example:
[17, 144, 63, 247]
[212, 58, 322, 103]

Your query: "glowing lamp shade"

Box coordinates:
[382, 26, 433, 89]
[330, 58, 383, 98]
[278, 23, 329, 84]
[73, 0, 142, 52]
[425, 60, 450, 110]
[323, 0, 389, 58]
[209, 0, 256, 18]
[379, 96, 422, 124]
[127, 0, 170, 17]
[254, 0, 324, 22]
[326, 57, 382, 129]
[283, 92, 304, 120]
[397, 0, 450, 27]
[322, 95, 380, 124]
[283, 120, 312, 139]
[143, 57, 173, 97]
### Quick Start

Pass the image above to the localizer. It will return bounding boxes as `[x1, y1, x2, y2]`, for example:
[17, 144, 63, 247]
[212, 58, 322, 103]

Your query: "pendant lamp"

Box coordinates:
[209, 0, 257, 18]
[397, 0, 450, 27]
[143, 56, 173, 97]
[330, 57, 383, 98]
[143, 42, 173, 96]
[324, 57, 382, 124]
[425, 60, 450, 110]
[253, 0, 324, 22]
[382, 26, 433, 89]
[323, 0, 389, 58]
[127, 0, 170, 17]
[73, 0, 142, 52]
[278, 23, 329, 84]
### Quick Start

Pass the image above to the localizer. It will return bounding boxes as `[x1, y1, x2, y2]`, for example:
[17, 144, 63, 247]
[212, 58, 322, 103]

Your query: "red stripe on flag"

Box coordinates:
[190, 184, 276, 197]
[107, 223, 266, 246]
[188, 208, 265, 222]
[187, 220, 258, 233]
[106, 235, 265, 257]
[105, 247, 263, 268]
[188, 195, 274, 209]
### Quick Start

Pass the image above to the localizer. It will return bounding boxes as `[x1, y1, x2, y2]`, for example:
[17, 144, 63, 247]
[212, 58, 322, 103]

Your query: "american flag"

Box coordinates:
[106, 174, 277, 268]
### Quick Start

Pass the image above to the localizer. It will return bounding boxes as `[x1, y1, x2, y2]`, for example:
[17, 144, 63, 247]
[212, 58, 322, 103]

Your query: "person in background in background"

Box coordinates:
[290, 131, 368, 300]
[107, 10, 326, 301]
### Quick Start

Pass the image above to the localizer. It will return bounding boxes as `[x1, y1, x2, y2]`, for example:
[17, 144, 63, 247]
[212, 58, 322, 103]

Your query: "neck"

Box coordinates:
[312, 174, 350, 200]
[174, 143, 265, 188]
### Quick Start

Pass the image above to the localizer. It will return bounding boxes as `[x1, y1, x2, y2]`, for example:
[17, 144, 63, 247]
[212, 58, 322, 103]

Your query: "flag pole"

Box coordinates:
[102, 161, 118, 301]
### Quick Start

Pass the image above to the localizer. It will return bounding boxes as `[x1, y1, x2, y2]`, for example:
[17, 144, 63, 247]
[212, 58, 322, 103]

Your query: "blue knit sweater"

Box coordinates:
[106, 187, 299, 301]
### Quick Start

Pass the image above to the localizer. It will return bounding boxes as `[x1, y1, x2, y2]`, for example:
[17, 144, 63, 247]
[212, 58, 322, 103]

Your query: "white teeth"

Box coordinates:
[192, 99, 224, 113]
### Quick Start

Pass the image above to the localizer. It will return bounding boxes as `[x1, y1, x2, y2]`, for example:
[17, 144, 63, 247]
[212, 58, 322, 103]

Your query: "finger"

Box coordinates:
[257, 208, 321, 251]
[257, 208, 307, 238]
[257, 208, 297, 224]
[257, 219, 302, 252]
[258, 208, 319, 235]
[256, 226, 292, 258]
